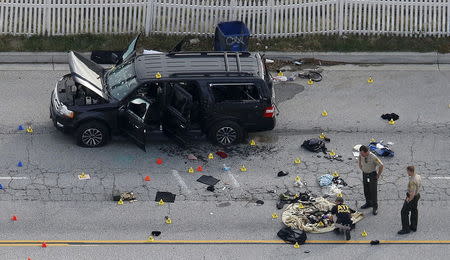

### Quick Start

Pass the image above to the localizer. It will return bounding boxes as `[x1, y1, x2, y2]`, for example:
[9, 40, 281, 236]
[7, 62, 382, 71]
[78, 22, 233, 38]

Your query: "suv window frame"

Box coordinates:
[209, 82, 261, 103]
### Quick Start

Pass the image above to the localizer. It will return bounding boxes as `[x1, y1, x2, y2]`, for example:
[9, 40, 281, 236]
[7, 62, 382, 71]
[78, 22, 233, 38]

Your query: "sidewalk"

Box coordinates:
[1, 51, 450, 64]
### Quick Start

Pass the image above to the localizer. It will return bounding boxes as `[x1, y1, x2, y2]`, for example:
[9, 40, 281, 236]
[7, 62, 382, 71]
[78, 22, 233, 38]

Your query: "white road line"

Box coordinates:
[0, 177, 28, 180]
[429, 176, 450, 180]
[228, 173, 240, 188]
[171, 170, 191, 194]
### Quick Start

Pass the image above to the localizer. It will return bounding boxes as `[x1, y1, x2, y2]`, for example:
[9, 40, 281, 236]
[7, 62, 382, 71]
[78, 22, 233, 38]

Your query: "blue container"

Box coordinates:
[214, 21, 250, 52]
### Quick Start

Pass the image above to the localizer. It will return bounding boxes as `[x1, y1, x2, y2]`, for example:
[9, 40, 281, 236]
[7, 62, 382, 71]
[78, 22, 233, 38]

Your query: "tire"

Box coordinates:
[308, 71, 322, 82]
[76, 121, 109, 148]
[208, 120, 244, 146]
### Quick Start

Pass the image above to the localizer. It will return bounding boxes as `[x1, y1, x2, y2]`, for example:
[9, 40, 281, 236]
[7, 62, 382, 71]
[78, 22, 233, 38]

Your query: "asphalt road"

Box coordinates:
[0, 64, 449, 260]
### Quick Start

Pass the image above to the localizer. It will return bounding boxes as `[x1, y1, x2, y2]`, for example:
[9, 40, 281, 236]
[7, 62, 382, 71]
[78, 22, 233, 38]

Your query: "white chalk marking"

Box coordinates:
[0, 177, 28, 180]
[429, 176, 450, 180]
[171, 170, 191, 194]
[228, 173, 240, 188]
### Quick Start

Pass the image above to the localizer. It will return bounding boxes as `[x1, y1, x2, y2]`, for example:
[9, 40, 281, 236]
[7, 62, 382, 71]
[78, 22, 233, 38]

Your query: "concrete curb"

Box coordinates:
[0, 51, 450, 64]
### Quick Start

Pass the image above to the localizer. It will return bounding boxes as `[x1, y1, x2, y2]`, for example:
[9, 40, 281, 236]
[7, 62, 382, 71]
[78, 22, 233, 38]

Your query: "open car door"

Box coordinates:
[162, 83, 193, 144]
[120, 97, 151, 151]
[113, 34, 140, 65]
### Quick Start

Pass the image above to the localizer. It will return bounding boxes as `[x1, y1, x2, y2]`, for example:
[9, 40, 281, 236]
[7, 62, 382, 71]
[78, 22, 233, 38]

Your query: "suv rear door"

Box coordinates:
[161, 82, 193, 144]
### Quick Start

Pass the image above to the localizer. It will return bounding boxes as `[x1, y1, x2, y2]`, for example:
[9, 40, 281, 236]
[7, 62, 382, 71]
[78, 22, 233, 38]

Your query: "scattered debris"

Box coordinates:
[155, 192, 176, 203]
[304, 250, 311, 253]
[216, 151, 228, 158]
[277, 171, 289, 177]
[282, 196, 364, 233]
[197, 175, 220, 186]
[277, 192, 310, 210]
[187, 154, 197, 160]
[222, 164, 231, 171]
[113, 192, 136, 202]
[381, 113, 399, 121]
[255, 200, 264, 205]
[318, 174, 333, 187]
[277, 227, 307, 245]
[369, 142, 394, 157]
[216, 202, 231, 207]
[370, 240, 380, 245]
[206, 185, 215, 192]
[301, 138, 327, 153]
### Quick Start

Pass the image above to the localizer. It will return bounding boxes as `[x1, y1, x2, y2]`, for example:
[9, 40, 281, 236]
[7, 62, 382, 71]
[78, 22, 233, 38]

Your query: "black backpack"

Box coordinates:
[277, 227, 307, 244]
[301, 138, 326, 153]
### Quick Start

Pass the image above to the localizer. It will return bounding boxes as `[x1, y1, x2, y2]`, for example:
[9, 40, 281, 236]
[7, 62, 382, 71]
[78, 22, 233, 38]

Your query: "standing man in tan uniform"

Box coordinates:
[398, 166, 422, 234]
[358, 145, 384, 215]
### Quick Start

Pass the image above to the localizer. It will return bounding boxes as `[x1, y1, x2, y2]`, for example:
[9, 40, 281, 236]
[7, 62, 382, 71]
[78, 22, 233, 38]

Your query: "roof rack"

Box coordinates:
[167, 51, 251, 73]
[170, 72, 253, 78]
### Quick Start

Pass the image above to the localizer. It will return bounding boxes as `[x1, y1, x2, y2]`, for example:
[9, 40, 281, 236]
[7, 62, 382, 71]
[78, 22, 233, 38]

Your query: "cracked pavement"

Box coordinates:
[0, 64, 449, 259]
[1, 65, 449, 204]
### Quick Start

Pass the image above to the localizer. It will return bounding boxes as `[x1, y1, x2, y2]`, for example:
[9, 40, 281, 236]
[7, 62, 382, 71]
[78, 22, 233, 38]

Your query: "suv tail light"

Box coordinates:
[263, 106, 275, 118]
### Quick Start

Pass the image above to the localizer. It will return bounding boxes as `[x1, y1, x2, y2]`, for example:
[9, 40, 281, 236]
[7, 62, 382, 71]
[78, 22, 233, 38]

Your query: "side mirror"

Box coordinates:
[111, 53, 120, 64]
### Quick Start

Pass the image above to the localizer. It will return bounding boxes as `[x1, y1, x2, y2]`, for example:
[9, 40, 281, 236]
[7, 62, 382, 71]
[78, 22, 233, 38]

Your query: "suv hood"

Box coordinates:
[68, 51, 108, 100]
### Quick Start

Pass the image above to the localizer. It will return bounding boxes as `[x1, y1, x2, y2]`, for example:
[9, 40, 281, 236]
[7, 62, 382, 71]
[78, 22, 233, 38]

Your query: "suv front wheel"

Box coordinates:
[209, 120, 243, 146]
[76, 121, 109, 148]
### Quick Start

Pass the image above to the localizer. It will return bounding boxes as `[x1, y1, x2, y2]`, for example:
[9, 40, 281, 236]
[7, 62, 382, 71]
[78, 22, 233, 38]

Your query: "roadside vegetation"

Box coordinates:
[0, 34, 449, 53]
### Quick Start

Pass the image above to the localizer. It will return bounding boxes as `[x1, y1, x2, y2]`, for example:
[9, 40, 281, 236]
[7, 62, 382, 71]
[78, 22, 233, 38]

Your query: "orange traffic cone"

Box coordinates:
[144, 176, 151, 181]
[41, 242, 47, 248]
[11, 215, 17, 221]
[156, 158, 163, 165]
[196, 166, 203, 172]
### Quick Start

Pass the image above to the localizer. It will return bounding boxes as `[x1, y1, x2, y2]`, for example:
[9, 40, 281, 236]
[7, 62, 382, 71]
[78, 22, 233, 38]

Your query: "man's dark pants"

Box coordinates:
[362, 171, 378, 209]
[401, 193, 420, 231]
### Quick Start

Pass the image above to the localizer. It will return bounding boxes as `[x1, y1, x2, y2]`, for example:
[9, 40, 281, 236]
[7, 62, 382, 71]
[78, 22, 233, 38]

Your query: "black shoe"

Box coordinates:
[373, 209, 378, 215]
[397, 229, 410, 235]
[360, 203, 371, 209]
[410, 227, 417, 232]
[345, 230, 351, 240]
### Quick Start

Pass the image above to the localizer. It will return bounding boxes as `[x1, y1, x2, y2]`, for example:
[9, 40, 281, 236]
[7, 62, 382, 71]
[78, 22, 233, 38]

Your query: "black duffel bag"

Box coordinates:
[301, 138, 326, 153]
[277, 227, 307, 244]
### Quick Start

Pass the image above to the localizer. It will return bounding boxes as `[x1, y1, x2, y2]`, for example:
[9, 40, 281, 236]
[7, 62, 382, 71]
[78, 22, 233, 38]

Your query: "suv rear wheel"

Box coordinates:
[76, 121, 109, 148]
[209, 120, 243, 146]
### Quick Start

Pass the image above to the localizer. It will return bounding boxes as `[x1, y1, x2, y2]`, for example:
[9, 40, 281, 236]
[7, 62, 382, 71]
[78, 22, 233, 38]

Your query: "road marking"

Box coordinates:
[0, 177, 28, 180]
[429, 176, 450, 180]
[0, 240, 448, 245]
[171, 170, 191, 194]
[228, 173, 240, 187]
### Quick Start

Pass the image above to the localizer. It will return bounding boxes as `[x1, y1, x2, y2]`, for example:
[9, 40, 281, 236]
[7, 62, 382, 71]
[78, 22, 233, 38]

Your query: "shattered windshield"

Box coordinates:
[106, 62, 138, 100]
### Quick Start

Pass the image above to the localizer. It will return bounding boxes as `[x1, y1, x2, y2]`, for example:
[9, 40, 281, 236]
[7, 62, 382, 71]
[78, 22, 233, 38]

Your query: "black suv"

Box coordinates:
[50, 36, 276, 151]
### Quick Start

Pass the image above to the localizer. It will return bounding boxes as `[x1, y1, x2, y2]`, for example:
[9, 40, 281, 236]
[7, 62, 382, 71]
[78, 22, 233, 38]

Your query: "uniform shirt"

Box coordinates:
[408, 174, 422, 196]
[359, 152, 383, 173]
[331, 203, 355, 225]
